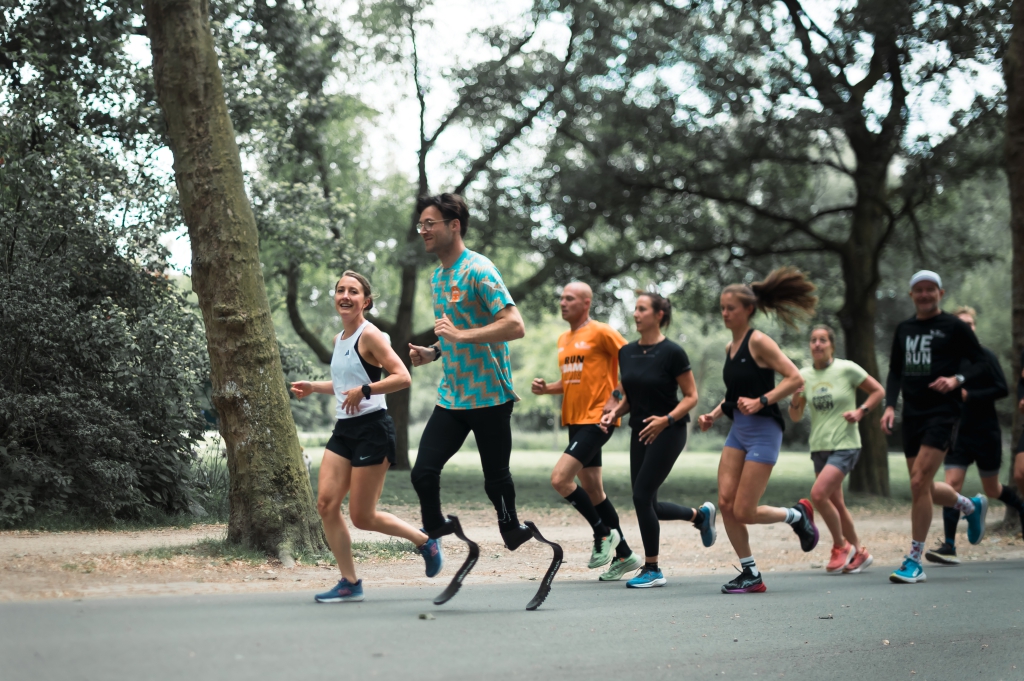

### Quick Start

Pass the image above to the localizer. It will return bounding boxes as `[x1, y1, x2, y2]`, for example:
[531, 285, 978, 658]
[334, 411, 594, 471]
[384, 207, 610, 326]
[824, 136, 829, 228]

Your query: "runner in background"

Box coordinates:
[532, 282, 642, 581]
[789, 325, 884, 574]
[925, 306, 1024, 564]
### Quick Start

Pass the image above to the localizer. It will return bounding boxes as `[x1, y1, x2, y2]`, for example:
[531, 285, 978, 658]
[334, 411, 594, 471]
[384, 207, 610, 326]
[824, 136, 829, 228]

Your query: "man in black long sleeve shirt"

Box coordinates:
[925, 307, 1024, 565]
[880, 271, 990, 584]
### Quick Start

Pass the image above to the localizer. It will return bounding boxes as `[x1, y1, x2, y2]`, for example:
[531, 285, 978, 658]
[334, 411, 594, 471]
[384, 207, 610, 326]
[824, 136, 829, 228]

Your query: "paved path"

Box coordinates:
[3, 560, 1022, 681]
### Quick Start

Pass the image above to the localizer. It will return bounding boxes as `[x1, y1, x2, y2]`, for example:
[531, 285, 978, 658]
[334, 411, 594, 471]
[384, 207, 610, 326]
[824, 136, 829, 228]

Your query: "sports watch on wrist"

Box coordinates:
[859, 404, 870, 413]
[666, 415, 676, 427]
[612, 389, 624, 401]
[759, 395, 769, 407]
[361, 384, 372, 400]
[954, 373, 965, 385]
[431, 344, 442, 362]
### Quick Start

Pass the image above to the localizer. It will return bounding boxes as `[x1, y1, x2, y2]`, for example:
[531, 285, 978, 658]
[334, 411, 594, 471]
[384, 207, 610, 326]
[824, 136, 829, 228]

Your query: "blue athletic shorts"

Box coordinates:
[724, 412, 784, 465]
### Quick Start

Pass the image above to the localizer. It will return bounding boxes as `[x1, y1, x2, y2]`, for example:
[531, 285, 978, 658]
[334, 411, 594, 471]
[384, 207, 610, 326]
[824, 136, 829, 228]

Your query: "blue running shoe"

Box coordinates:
[419, 537, 444, 578]
[696, 501, 717, 548]
[965, 495, 988, 545]
[626, 564, 666, 589]
[889, 556, 926, 584]
[314, 577, 364, 603]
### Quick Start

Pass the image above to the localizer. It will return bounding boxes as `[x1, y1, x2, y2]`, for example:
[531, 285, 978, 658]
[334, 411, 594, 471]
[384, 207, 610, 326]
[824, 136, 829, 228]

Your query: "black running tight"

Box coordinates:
[411, 402, 518, 533]
[630, 425, 695, 557]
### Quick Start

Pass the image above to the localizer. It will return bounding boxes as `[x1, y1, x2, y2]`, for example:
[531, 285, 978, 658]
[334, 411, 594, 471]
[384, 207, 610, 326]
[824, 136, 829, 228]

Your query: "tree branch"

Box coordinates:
[286, 263, 332, 364]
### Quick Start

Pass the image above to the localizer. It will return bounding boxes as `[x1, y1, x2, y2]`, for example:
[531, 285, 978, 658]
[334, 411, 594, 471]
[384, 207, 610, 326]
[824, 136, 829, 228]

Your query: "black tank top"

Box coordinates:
[722, 329, 784, 431]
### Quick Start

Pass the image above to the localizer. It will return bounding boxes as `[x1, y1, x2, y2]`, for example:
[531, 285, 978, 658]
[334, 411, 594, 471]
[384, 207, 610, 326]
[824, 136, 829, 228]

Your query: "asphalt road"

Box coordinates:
[3, 560, 1022, 681]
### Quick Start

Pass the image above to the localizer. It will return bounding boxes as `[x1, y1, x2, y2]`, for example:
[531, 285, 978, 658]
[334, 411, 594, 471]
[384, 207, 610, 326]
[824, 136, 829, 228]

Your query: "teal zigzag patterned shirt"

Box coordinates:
[431, 249, 519, 409]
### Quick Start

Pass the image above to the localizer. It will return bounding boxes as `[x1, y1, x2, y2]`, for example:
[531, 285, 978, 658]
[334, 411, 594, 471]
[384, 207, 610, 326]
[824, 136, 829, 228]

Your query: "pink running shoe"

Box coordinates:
[826, 542, 855, 574]
[842, 547, 874, 574]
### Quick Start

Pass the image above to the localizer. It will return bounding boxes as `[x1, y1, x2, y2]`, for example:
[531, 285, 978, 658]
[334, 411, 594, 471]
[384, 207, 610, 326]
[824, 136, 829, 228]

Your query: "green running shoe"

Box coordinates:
[598, 551, 641, 581]
[587, 529, 621, 569]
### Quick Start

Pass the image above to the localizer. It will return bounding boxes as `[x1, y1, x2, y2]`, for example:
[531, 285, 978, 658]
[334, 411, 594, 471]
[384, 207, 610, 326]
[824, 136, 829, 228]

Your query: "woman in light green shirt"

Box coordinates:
[790, 325, 885, 575]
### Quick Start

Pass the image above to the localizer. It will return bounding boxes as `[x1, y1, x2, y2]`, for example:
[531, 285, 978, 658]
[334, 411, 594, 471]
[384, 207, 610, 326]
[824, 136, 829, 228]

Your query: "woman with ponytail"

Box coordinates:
[697, 267, 820, 594]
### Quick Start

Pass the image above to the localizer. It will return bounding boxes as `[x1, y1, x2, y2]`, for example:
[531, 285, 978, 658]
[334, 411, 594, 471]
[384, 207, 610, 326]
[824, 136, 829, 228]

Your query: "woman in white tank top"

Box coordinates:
[290, 271, 444, 603]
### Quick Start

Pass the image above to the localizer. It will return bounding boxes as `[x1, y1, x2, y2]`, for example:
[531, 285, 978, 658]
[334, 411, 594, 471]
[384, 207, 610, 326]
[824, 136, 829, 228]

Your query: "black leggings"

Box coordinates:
[411, 402, 517, 533]
[630, 425, 695, 557]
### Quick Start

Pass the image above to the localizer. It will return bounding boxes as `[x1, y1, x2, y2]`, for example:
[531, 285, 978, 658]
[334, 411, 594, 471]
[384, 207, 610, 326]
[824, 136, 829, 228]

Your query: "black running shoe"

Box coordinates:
[721, 566, 766, 594]
[924, 540, 960, 565]
[790, 499, 819, 553]
[500, 523, 534, 551]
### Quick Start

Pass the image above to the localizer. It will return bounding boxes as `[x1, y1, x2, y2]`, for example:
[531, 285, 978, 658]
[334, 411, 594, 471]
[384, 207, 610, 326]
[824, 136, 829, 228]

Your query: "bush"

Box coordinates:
[0, 70, 208, 525]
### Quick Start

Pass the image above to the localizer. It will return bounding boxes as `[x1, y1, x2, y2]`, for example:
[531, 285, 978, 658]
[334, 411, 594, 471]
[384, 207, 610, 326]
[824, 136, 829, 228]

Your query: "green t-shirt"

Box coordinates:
[798, 359, 870, 452]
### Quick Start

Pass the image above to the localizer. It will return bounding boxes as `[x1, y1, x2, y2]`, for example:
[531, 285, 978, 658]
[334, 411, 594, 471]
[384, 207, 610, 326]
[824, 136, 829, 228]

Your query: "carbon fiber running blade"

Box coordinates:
[433, 515, 479, 606]
[524, 521, 563, 611]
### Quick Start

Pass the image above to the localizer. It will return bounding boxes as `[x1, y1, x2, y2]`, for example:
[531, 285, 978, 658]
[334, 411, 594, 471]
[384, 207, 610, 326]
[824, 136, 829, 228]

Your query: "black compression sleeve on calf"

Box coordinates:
[564, 486, 609, 536]
[595, 498, 632, 558]
[998, 485, 1024, 513]
[942, 506, 959, 543]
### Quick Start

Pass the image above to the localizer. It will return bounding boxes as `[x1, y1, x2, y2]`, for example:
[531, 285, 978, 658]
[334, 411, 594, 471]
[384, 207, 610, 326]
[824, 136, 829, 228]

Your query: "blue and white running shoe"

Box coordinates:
[696, 501, 717, 548]
[889, 557, 926, 584]
[965, 494, 988, 545]
[626, 564, 666, 589]
[419, 537, 444, 578]
[315, 577, 364, 603]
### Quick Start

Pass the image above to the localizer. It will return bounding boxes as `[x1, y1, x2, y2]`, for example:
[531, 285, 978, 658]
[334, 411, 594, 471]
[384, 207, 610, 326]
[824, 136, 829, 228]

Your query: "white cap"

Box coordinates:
[909, 270, 942, 289]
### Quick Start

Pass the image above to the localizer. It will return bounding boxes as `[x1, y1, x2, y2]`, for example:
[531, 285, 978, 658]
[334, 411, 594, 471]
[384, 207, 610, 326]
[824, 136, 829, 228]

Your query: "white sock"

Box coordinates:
[739, 556, 759, 577]
[909, 540, 924, 563]
[953, 494, 975, 515]
[784, 507, 803, 525]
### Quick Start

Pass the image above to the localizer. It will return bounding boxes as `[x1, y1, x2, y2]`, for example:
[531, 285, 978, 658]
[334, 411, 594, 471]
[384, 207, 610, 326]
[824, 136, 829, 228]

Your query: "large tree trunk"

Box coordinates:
[839, 176, 891, 497]
[1005, 0, 1024, 531]
[146, 0, 325, 558]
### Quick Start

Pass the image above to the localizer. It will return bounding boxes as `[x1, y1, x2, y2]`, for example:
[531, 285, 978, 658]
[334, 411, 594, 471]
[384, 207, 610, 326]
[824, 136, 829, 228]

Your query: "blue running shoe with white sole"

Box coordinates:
[419, 537, 444, 578]
[889, 557, 926, 584]
[965, 495, 988, 545]
[626, 564, 666, 589]
[315, 578, 364, 603]
[696, 501, 717, 548]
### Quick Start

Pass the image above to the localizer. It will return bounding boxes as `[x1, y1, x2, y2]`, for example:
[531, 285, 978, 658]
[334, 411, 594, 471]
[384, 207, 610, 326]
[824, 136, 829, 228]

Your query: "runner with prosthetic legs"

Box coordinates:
[789, 325, 885, 574]
[409, 193, 562, 610]
[532, 282, 642, 580]
[881, 271, 990, 584]
[925, 307, 1024, 564]
[697, 268, 820, 594]
[290, 271, 443, 603]
[600, 293, 716, 589]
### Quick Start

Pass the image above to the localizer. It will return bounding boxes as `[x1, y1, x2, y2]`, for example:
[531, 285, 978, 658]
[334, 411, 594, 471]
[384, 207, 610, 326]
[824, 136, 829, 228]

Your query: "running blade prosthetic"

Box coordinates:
[523, 521, 563, 611]
[432, 515, 479, 606]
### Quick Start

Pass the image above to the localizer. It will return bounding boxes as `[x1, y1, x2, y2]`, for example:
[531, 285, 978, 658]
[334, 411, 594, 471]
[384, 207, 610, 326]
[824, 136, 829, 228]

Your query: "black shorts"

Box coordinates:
[902, 413, 959, 459]
[325, 410, 396, 467]
[565, 424, 615, 468]
[947, 425, 1002, 477]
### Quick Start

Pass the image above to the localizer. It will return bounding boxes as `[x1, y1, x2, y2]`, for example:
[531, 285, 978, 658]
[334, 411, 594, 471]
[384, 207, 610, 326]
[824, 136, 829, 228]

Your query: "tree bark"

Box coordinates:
[1005, 0, 1024, 530]
[837, 169, 892, 496]
[146, 0, 325, 557]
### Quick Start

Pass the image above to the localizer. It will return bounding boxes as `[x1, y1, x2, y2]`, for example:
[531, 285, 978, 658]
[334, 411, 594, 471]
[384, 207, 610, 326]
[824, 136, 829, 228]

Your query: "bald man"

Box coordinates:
[532, 283, 642, 580]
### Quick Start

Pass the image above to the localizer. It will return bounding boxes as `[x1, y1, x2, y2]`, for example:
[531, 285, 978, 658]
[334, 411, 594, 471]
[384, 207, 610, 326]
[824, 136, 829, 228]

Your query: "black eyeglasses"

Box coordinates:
[416, 218, 453, 233]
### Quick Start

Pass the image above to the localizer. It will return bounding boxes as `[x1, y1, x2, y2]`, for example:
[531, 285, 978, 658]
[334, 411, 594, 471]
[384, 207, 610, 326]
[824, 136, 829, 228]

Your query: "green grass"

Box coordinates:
[312, 450, 990, 513]
[134, 538, 268, 565]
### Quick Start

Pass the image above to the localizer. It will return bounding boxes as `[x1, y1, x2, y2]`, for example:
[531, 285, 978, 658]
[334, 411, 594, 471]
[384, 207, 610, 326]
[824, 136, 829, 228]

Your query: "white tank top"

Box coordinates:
[331, 320, 386, 420]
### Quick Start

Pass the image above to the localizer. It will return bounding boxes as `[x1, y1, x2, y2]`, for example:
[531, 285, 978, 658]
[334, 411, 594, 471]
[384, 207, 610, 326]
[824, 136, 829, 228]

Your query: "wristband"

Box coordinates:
[666, 414, 676, 427]
[431, 344, 442, 362]
[859, 404, 870, 413]
[612, 389, 624, 401]
[361, 384, 372, 400]
[759, 395, 769, 407]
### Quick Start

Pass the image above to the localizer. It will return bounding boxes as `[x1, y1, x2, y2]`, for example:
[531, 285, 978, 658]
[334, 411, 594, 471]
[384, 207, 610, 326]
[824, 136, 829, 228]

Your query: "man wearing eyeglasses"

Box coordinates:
[409, 193, 560, 580]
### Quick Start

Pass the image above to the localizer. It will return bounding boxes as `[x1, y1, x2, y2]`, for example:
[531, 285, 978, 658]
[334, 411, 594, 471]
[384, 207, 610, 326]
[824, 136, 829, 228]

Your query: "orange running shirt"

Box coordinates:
[557, 320, 628, 425]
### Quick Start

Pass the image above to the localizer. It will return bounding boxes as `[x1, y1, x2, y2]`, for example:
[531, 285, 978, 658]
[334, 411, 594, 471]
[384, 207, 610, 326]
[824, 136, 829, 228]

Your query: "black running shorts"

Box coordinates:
[902, 414, 959, 459]
[946, 434, 1002, 478]
[325, 410, 396, 467]
[565, 424, 615, 468]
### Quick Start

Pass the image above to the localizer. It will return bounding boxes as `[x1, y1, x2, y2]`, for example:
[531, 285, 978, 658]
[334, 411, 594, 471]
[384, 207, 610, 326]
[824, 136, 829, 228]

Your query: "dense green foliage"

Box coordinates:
[0, 1, 208, 525]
